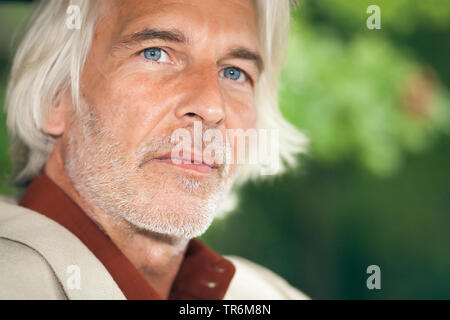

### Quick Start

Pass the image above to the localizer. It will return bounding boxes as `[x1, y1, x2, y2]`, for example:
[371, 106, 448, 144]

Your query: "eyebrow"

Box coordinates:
[114, 27, 264, 73]
[226, 47, 264, 74]
[115, 28, 189, 48]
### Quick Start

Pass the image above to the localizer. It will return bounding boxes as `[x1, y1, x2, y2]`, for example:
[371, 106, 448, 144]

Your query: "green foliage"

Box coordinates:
[279, 6, 450, 176]
[302, 0, 450, 35]
[0, 73, 13, 194]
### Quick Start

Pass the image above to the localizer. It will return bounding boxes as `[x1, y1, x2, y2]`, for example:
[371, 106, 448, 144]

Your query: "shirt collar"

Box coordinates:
[19, 172, 235, 300]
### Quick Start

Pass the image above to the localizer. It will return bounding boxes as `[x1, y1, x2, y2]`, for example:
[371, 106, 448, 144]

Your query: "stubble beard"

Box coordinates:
[63, 104, 233, 240]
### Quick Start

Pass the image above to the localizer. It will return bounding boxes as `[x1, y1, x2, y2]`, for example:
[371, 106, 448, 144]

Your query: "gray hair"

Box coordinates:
[5, 0, 308, 188]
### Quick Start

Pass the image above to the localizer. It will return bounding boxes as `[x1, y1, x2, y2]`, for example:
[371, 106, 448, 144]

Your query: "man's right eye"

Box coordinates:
[141, 47, 170, 63]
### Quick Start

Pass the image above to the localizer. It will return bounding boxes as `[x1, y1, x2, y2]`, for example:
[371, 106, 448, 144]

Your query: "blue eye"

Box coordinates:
[223, 67, 243, 81]
[143, 48, 161, 61]
[142, 47, 170, 63]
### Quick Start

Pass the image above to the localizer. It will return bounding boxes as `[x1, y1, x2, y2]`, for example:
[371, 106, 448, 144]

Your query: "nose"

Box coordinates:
[174, 67, 226, 127]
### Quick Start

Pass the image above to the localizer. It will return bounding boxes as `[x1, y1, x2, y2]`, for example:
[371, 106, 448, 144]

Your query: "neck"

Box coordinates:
[111, 225, 188, 299]
[98, 219, 189, 299]
[44, 144, 189, 299]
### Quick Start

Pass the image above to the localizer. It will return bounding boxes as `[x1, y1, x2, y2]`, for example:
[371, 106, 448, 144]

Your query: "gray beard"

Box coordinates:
[63, 104, 233, 239]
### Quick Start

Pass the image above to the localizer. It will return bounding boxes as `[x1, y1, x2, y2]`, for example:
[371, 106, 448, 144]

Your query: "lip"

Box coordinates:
[152, 151, 218, 175]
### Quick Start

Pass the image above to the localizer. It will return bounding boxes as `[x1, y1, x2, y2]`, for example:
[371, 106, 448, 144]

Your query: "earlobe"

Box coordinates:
[42, 92, 70, 137]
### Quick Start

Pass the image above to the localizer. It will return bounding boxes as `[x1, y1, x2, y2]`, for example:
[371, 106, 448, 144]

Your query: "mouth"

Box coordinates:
[152, 151, 219, 175]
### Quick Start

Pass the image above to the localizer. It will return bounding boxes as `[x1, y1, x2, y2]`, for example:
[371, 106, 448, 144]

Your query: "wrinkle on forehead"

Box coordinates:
[96, 0, 259, 49]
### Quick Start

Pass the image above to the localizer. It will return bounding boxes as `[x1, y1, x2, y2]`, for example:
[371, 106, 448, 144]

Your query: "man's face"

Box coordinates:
[62, 0, 261, 238]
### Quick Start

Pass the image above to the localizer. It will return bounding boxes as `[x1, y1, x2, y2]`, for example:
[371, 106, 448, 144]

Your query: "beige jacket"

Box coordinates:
[0, 200, 309, 300]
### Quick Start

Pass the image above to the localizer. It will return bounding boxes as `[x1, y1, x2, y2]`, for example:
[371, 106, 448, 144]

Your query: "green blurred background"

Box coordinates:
[1, 1, 449, 299]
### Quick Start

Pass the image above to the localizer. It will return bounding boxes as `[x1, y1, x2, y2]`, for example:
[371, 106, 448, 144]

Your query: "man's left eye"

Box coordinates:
[220, 67, 247, 83]
[141, 47, 170, 63]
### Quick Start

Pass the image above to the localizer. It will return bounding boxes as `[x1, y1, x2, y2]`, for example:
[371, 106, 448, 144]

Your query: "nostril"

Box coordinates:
[186, 112, 196, 117]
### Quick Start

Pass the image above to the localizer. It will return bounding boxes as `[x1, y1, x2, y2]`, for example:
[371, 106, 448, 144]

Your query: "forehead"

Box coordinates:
[98, 0, 259, 48]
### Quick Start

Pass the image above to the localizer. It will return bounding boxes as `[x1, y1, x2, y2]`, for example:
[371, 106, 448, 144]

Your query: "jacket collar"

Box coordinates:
[19, 172, 235, 300]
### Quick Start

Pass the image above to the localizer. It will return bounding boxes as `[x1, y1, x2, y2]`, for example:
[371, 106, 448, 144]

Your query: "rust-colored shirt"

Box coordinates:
[19, 172, 235, 300]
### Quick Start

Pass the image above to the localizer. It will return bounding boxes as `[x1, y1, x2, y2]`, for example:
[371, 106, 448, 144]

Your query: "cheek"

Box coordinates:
[225, 93, 257, 132]
[224, 99, 258, 166]
[90, 70, 176, 149]
[245, 104, 257, 129]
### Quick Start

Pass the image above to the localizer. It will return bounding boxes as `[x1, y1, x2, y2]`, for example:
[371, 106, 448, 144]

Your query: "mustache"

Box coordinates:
[134, 130, 230, 171]
[135, 135, 174, 168]
[77, 103, 229, 171]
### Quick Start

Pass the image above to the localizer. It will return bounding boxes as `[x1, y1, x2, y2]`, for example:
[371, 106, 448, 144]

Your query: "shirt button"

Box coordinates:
[214, 265, 225, 273]
[202, 280, 218, 288]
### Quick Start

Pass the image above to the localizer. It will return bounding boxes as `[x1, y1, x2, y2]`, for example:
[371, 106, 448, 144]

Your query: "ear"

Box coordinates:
[42, 91, 71, 137]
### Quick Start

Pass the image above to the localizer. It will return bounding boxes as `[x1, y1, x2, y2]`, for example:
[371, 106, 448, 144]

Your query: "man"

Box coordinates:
[0, 0, 309, 299]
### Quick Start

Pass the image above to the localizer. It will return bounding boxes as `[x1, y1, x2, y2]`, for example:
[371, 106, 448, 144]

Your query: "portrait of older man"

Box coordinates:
[0, 0, 309, 300]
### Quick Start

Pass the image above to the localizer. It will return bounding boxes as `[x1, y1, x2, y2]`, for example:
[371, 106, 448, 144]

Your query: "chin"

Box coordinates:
[122, 199, 217, 239]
